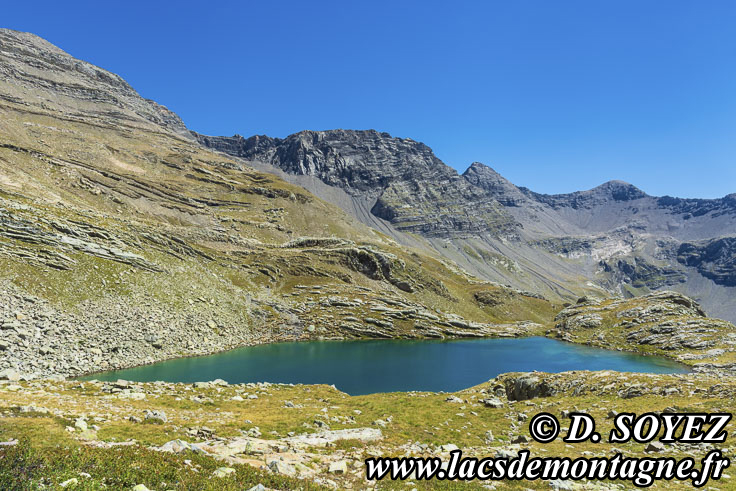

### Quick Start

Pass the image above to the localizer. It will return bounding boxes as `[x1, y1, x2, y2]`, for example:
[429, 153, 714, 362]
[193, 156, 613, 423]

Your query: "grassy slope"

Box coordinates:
[552, 295, 736, 368]
[0, 101, 555, 330]
[1, 373, 735, 490]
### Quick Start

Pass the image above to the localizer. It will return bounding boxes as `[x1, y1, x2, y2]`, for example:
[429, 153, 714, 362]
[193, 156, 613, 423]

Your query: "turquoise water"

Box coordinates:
[81, 337, 688, 395]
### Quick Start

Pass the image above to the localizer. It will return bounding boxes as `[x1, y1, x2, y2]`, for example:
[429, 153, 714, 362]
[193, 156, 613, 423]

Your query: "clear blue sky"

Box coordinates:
[4, 1, 735, 198]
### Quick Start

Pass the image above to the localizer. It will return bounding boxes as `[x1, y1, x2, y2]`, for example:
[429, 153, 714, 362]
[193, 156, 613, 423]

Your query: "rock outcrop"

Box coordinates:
[551, 291, 736, 369]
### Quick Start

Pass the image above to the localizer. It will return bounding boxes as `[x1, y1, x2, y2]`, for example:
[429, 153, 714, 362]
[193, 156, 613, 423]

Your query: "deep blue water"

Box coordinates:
[81, 337, 688, 395]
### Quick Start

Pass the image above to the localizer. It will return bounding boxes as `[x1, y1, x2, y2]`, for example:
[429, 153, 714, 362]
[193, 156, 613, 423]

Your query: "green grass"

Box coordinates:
[0, 438, 324, 491]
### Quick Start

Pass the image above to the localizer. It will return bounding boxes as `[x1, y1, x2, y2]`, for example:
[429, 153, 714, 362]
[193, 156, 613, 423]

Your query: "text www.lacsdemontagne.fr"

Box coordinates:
[365, 449, 729, 487]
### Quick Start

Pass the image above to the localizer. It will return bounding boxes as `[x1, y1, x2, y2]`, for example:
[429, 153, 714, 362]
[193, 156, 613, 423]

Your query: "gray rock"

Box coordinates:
[504, 376, 557, 401]
[645, 441, 666, 453]
[285, 427, 382, 447]
[619, 385, 646, 399]
[328, 460, 348, 474]
[143, 409, 167, 423]
[0, 369, 21, 382]
[268, 459, 295, 476]
[482, 397, 504, 408]
[213, 467, 236, 478]
[439, 443, 459, 453]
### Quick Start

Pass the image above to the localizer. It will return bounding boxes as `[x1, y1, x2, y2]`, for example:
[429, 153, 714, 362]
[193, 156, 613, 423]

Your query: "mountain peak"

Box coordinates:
[0, 28, 62, 52]
[462, 161, 507, 183]
[0, 28, 190, 137]
[464, 161, 499, 174]
[525, 179, 648, 210]
[591, 180, 648, 201]
[461, 162, 527, 207]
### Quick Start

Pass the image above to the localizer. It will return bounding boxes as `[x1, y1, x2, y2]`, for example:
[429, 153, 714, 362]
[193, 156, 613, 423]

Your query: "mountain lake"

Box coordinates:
[80, 337, 689, 395]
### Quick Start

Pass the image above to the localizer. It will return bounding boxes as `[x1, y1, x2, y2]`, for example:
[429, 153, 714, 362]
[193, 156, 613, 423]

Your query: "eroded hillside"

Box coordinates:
[0, 29, 554, 379]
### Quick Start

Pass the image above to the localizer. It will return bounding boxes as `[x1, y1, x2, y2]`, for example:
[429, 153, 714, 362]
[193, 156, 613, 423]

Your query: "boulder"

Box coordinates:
[268, 459, 296, 476]
[213, 467, 236, 478]
[482, 397, 504, 408]
[504, 375, 557, 401]
[143, 409, 167, 423]
[439, 443, 459, 453]
[328, 460, 348, 475]
[0, 369, 21, 382]
[645, 441, 666, 453]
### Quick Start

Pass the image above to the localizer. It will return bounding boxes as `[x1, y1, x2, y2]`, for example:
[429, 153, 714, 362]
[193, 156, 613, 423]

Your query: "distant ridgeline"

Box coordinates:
[196, 130, 736, 323]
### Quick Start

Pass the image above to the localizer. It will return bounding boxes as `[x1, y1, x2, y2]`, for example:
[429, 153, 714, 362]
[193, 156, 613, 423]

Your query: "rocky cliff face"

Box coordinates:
[677, 237, 736, 287]
[196, 131, 519, 238]
[198, 130, 736, 322]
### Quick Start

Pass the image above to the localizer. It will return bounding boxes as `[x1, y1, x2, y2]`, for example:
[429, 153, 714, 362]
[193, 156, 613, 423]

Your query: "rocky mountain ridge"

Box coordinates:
[0, 29, 190, 137]
[197, 130, 736, 322]
[198, 130, 518, 239]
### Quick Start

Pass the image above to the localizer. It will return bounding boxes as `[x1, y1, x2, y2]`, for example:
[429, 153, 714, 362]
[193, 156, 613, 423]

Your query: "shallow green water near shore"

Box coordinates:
[81, 337, 688, 395]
